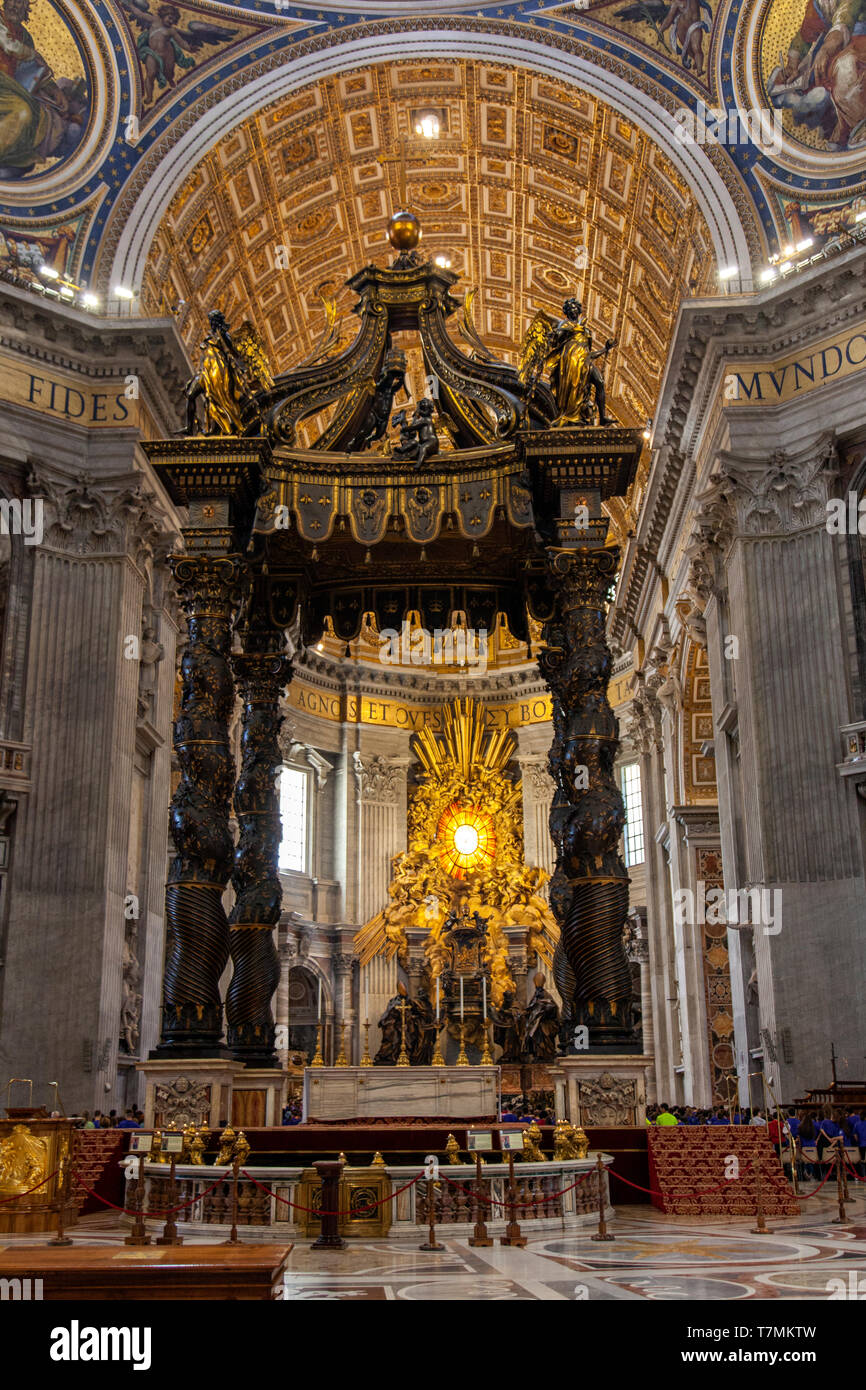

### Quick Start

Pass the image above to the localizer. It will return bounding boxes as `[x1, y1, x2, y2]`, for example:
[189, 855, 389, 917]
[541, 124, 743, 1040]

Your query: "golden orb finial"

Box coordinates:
[388, 210, 421, 251]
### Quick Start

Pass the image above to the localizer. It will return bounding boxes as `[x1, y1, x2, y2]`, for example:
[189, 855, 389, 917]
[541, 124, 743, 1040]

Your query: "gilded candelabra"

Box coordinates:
[311, 1024, 324, 1067]
[456, 1022, 469, 1066]
[335, 1021, 348, 1067]
[480, 1018, 493, 1065]
[431, 1025, 445, 1067]
[361, 1019, 373, 1067]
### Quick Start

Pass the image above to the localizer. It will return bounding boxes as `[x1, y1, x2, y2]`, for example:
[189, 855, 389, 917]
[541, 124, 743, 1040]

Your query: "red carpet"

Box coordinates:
[647, 1127, 798, 1215]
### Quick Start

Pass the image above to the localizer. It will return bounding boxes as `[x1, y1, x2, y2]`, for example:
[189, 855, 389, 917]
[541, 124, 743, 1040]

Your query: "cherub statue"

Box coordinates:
[348, 349, 408, 452]
[519, 298, 617, 426]
[391, 398, 440, 468]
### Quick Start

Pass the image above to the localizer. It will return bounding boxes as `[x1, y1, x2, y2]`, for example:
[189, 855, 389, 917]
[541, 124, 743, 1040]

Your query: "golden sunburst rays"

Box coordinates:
[413, 697, 516, 784]
[436, 802, 496, 878]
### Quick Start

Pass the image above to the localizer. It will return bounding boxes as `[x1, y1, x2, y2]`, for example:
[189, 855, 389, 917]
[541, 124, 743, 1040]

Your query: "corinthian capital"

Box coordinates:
[711, 437, 838, 540]
[352, 752, 403, 803]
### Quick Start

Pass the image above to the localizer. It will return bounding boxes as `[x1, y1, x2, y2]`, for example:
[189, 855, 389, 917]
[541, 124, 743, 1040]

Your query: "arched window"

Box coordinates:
[620, 762, 645, 867]
[278, 765, 309, 873]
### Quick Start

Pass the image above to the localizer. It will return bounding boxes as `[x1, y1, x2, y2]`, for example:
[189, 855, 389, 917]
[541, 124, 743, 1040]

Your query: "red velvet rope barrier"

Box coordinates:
[241, 1169, 425, 1217]
[0, 1167, 60, 1203]
[69, 1169, 228, 1217]
[792, 1163, 837, 1199]
[844, 1159, 866, 1183]
[440, 1165, 597, 1209]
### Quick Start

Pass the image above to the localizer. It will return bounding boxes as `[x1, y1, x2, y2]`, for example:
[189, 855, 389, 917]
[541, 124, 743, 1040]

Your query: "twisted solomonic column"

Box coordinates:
[158, 555, 242, 1056]
[538, 546, 638, 1052]
[226, 640, 292, 1067]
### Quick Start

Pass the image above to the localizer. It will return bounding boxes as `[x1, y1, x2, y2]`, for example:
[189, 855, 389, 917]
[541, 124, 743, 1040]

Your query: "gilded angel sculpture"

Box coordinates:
[183, 310, 272, 436]
[519, 297, 617, 426]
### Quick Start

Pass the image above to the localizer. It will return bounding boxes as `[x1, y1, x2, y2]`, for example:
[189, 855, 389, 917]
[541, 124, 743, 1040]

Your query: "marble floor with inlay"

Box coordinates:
[3, 1191, 865, 1301]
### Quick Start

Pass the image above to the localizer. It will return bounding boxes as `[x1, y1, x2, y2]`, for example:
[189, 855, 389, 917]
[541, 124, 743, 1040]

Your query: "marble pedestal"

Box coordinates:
[138, 1061, 288, 1129]
[303, 1065, 500, 1122]
[550, 1055, 654, 1127]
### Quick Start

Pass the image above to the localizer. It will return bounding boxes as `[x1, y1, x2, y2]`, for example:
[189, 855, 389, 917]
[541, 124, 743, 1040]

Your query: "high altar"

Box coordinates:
[140, 204, 651, 1129]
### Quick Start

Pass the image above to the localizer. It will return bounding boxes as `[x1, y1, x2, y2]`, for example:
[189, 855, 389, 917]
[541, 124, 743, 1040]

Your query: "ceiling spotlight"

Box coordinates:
[81, 291, 100, 308]
[760, 267, 777, 283]
[779, 260, 792, 273]
[434, 255, 451, 268]
[316, 642, 323, 651]
[795, 237, 814, 253]
[39, 264, 60, 280]
[642, 418, 652, 442]
[113, 285, 135, 300]
[781, 244, 794, 257]
[718, 265, 739, 281]
[415, 113, 440, 140]
[59, 284, 75, 299]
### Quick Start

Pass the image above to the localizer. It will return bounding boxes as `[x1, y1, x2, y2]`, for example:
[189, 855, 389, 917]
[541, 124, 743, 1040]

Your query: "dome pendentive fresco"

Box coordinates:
[0, 0, 863, 300]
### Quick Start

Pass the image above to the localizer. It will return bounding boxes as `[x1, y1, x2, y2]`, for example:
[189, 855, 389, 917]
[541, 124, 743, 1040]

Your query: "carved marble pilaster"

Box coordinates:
[226, 642, 292, 1068]
[156, 554, 243, 1056]
[539, 546, 637, 1051]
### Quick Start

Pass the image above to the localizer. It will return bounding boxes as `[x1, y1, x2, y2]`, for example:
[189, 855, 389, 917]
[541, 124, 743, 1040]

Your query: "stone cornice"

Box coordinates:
[0, 283, 191, 440]
[611, 244, 866, 646]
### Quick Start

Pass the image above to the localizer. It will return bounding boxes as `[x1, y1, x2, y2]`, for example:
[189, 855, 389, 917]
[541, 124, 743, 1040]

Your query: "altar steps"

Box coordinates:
[647, 1127, 799, 1216]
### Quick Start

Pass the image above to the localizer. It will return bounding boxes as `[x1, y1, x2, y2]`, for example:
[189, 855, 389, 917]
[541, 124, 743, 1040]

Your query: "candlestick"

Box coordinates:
[482, 975, 487, 1019]
[480, 1018, 493, 1066]
[435, 976, 440, 1022]
[311, 1023, 324, 1067]
[361, 1019, 373, 1067]
[460, 976, 464, 1020]
[396, 997, 410, 1067]
[456, 1022, 469, 1066]
[431, 1025, 445, 1067]
[335, 1020, 348, 1067]
[317, 977, 322, 1022]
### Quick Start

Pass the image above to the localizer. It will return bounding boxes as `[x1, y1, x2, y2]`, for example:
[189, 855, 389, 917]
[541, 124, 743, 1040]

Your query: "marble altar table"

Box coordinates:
[303, 1065, 500, 1121]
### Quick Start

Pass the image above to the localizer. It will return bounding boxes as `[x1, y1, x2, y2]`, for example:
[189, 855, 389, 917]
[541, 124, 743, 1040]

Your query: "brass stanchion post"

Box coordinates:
[419, 1178, 444, 1251]
[49, 1154, 72, 1247]
[751, 1162, 770, 1234]
[156, 1152, 183, 1246]
[832, 1140, 851, 1225]
[222, 1154, 241, 1246]
[499, 1150, 527, 1247]
[468, 1151, 492, 1247]
[124, 1151, 152, 1246]
[590, 1153, 614, 1242]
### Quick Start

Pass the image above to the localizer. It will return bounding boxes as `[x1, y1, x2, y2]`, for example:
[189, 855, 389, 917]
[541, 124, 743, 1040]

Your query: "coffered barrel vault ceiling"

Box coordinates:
[141, 61, 716, 427]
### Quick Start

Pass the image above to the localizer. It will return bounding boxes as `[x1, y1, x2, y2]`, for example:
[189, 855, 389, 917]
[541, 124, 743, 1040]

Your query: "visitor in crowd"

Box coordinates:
[750, 1109, 767, 1126]
[116, 1109, 140, 1129]
[501, 1102, 519, 1123]
[78, 1111, 96, 1130]
[656, 1104, 679, 1126]
[854, 1111, 866, 1176]
[816, 1110, 842, 1166]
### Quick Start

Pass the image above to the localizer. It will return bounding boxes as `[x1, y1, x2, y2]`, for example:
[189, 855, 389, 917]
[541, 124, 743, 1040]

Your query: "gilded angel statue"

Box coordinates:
[519, 297, 616, 426]
[183, 310, 272, 436]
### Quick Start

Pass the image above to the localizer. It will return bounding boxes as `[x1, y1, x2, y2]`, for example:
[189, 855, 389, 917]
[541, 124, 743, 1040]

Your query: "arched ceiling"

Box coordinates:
[141, 60, 717, 425]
